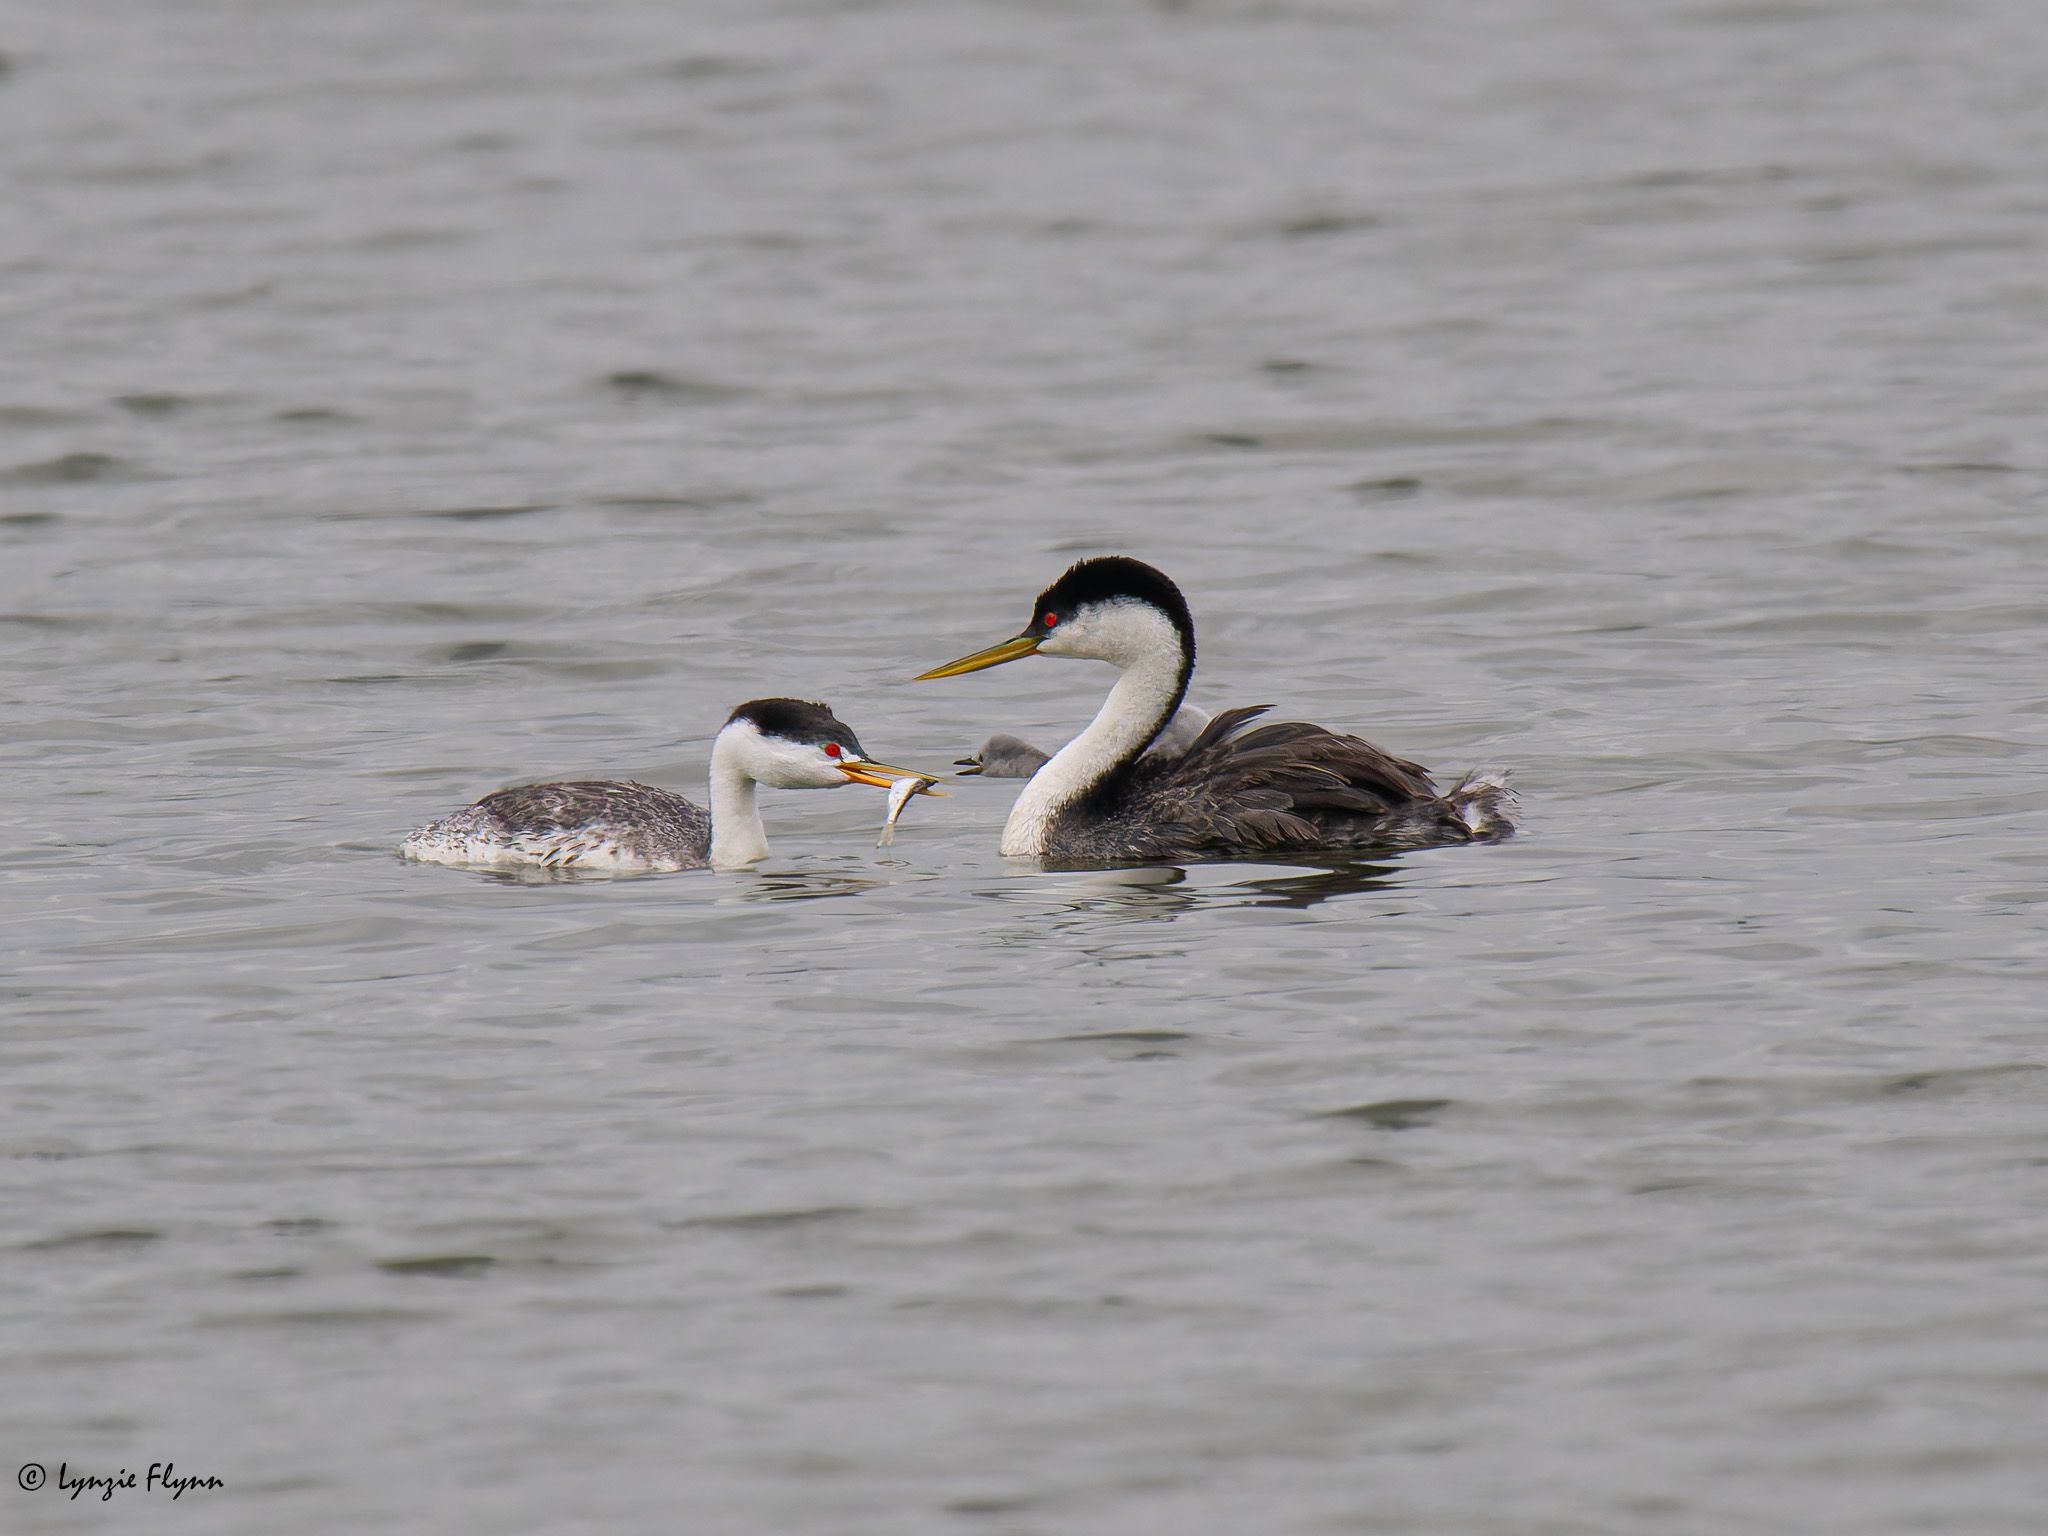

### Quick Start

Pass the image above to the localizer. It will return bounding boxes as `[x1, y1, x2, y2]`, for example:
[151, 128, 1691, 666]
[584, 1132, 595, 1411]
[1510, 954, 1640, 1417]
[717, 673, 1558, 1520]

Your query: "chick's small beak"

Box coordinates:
[837, 757, 947, 795]
[913, 633, 1042, 680]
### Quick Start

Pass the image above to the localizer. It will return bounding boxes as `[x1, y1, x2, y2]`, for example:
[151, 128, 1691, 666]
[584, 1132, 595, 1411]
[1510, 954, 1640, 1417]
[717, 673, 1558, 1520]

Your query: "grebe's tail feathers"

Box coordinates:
[1445, 767, 1516, 842]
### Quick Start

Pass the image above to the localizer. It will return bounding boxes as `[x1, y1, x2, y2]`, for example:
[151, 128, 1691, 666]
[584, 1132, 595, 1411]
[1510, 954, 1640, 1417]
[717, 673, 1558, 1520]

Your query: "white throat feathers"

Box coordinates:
[706, 721, 770, 869]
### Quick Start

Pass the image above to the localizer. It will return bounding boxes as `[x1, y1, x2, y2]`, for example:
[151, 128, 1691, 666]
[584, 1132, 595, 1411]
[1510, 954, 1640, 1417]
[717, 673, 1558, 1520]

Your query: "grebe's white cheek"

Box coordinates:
[742, 734, 819, 790]
[795, 742, 851, 790]
[1037, 626, 1078, 658]
[1040, 606, 1110, 658]
[1058, 600, 1175, 669]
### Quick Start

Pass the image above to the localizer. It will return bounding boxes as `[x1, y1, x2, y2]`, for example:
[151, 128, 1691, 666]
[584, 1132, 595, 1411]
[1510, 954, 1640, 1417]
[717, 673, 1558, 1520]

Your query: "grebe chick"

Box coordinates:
[954, 703, 1214, 779]
[400, 698, 937, 873]
[916, 557, 1513, 861]
[954, 734, 1049, 779]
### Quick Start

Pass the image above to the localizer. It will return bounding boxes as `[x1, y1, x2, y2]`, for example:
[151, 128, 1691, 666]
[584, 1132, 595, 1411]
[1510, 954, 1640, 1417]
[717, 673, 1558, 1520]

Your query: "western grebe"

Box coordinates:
[915, 557, 1514, 860]
[400, 698, 938, 872]
[954, 703, 1215, 778]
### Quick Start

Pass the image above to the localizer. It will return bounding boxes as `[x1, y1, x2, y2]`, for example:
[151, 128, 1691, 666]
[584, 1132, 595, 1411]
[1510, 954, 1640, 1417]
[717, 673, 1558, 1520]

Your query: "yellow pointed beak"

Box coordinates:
[837, 758, 947, 795]
[913, 633, 1042, 680]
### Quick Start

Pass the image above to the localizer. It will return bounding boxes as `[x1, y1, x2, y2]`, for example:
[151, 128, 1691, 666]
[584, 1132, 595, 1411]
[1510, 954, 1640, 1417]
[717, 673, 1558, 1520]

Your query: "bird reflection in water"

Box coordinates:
[733, 869, 894, 903]
[995, 858, 1407, 926]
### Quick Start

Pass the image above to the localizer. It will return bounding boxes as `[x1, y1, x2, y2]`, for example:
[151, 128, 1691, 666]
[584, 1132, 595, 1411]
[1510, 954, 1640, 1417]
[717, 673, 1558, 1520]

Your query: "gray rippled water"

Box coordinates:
[5, 1, 2047, 1532]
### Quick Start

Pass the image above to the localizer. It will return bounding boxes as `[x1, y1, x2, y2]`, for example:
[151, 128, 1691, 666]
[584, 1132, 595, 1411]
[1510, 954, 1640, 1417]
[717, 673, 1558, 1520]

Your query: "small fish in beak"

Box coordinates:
[877, 772, 942, 846]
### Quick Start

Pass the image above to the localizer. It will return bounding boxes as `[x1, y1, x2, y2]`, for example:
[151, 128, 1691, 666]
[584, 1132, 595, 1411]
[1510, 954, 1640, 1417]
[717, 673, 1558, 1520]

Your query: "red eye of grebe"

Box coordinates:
[823, 742, 841, 758]
[1043, 611, 1058, 627]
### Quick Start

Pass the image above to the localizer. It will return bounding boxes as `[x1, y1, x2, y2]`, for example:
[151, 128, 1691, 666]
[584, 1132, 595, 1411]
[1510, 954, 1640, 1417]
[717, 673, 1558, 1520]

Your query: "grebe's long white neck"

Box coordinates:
[1000, 602, 1190, 857]
[707, 727, 768, 869]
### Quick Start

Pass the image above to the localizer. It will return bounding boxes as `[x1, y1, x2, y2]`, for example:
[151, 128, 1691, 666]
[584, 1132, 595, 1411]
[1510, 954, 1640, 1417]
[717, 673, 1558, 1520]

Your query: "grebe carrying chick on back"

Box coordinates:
[401, 698, 939, 873]
[953, 702, 1215, 779]
[917, 557, 1513, 862]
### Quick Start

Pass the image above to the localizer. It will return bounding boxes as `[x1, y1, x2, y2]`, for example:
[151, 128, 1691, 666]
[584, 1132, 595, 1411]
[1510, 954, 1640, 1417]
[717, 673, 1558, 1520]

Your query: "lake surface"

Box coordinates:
[5, 1, 2047, 1531]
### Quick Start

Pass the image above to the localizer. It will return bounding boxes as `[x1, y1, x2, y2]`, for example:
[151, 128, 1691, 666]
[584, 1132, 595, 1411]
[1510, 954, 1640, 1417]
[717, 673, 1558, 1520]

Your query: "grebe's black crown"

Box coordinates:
[726, 697, 866, 754]
[1027, 556, 1194, 643]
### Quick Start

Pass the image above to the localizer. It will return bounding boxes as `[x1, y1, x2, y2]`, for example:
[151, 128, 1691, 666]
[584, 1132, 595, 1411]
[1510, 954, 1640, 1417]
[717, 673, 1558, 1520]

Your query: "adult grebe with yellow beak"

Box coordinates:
[916, 558, 1513, 861]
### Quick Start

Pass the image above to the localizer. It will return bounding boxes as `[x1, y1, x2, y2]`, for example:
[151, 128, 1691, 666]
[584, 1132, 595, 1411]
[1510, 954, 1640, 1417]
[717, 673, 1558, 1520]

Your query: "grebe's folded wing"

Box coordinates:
[472, 780, 698, 830]
[1123, 706, 1449, 853]
[477, 781, 711, 864]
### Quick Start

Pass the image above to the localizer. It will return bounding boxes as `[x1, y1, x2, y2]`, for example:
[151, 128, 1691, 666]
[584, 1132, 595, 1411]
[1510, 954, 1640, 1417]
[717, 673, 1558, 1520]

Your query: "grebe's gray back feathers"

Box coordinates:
[441, 780, 710, 869]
